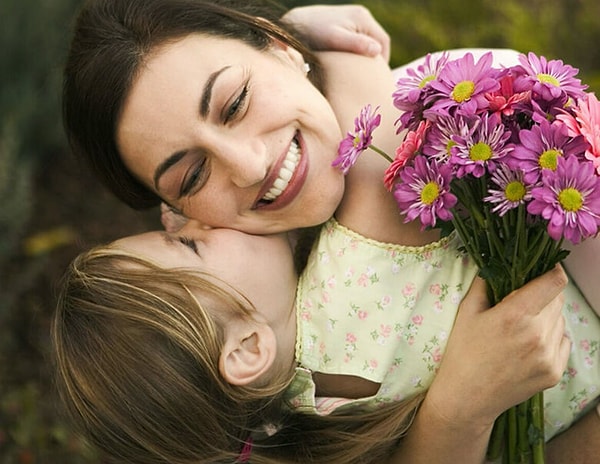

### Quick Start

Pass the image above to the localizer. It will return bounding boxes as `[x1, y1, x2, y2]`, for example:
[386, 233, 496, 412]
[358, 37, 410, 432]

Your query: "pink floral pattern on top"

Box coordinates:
[287, 218, 600, 441]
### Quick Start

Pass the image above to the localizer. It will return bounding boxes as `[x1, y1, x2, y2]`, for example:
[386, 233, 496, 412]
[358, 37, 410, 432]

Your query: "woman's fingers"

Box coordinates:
[432, 266, 570, 426]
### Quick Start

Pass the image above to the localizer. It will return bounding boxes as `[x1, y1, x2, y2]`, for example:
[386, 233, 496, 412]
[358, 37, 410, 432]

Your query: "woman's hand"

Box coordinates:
[389, 266, 571, 464]
[430, 266, 571, 429]
[282, 4, 390, 62]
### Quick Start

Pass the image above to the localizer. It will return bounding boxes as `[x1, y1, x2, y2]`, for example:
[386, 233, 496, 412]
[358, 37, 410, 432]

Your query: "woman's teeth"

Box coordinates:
[262, 139, 300, 202]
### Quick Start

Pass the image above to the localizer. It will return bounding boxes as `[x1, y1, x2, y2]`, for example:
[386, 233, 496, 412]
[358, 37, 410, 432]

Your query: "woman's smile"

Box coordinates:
[255, 132, 308, 210]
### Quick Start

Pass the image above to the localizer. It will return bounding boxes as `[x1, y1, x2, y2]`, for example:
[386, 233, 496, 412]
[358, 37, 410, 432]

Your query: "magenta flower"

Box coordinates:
[484, 163, 532, 216]
[333, 104, 381, 174]
[557, 93, 600, 174]
[426, 52, 499, 117]
[384, 120, 430, 190]
[422, 114, 471, 163]
[393, 52, 450, 110]
[394, 156, 457, 229]
[450, 114, 514, 178]
[509, 119, 589, 184]
[528, 94, 569, 125]
[527, 155, 600, 243]
[514, 52, 587, 102]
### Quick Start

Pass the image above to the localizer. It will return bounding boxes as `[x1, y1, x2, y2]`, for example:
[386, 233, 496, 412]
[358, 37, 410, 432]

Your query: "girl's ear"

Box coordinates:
[219, 319, 277, 386]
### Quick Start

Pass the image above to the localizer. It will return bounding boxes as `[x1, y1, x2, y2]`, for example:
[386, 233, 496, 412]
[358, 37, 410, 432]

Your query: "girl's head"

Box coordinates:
[64, 0, 345, 235]
[52, 239, 297, 463]
[53, 230, 425, 463]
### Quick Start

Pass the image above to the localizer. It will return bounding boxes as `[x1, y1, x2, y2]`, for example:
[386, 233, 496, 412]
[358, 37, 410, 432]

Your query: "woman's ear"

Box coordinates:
[219, 319, 277, 386]
[268, 35, 305, 72]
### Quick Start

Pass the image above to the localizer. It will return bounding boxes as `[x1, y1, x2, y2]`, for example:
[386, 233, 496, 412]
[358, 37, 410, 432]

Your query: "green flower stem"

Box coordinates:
[449, 173, 570, 464]
[452, 216, 484, 268]
[488, 411, 506, 460]
[368, 144, 394, 163]
[517, 400, 530, 458]
[511, 205, 526, 287]
[531, 392, 545, 464]
[508, 406, 517, 461]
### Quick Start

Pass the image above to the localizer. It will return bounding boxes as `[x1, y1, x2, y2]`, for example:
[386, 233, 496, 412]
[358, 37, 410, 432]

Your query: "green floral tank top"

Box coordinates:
[286, 218, 600, 441]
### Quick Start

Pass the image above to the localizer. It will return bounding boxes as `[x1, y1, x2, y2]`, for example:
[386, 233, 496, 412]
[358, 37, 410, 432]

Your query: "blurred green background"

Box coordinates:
[1, 0, 598, 462]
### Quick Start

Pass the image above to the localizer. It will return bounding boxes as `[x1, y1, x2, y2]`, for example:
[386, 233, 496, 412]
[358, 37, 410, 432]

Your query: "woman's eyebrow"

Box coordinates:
[200, 65, 231, 118]
[154, 150, 187, 191]
[153, 66, 231, 191]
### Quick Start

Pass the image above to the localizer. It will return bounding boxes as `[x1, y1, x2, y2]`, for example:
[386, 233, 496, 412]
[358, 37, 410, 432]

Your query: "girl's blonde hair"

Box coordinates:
[53, 246, 424, 463]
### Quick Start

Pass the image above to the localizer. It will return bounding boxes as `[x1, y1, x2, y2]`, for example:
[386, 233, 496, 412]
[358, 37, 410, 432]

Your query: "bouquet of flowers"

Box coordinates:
[333, 50, 600, 463]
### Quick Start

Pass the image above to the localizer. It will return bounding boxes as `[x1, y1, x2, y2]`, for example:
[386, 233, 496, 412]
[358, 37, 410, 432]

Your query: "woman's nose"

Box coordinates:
[217, 139, 268, 188]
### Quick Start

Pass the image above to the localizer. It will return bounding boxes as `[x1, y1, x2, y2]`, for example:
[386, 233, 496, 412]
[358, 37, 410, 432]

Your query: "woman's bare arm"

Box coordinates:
[563, 237, 600, 316]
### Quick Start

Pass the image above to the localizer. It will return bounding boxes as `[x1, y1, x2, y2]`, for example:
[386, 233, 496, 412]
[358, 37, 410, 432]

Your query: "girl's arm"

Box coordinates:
[563, 237, 600, 316]
[545, 406, 600, 464]
[319, 51, 439, 246]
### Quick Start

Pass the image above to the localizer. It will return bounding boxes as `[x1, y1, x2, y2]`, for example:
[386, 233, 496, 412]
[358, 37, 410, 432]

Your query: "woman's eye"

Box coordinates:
[180, 160, 207, 197]
[178, 236, 198, 254]
[224, 84, 248, 123]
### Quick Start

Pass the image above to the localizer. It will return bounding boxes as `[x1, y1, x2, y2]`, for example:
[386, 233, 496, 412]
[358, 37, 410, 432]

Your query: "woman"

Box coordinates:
[60, 0, 598, 462]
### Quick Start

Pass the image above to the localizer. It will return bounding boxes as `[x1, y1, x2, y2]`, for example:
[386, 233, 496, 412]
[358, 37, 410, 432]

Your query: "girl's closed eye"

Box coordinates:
[178, 236, 198, 254]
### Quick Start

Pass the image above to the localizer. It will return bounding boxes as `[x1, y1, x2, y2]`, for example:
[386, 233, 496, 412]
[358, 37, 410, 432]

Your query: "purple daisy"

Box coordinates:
[508, 119, 589, 184]
[450, 114, 514, 178]
[422, 114, 471, 164]
[528, 95, 570, 125]
[393, 52, 450, 110]
[484, 163, 533, 216]
[333, 104, 381, 174]
[426, 52, 499, 117]
[394, 156, 457, 230]
[527, 155, 600, 243]
[514, 52, 587, 103]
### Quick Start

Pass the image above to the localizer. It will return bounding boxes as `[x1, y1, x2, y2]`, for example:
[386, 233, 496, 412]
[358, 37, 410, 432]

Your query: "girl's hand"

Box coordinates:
[282, 5, 391, 62]
[428, 266, 571, 429]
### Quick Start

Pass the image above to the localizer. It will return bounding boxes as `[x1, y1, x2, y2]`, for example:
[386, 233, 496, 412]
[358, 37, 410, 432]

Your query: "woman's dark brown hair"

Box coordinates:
[63, 0, 324, 209]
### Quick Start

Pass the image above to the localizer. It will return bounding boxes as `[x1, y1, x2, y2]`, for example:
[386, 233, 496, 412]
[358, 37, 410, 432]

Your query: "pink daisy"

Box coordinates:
[333, 105, 381, 174]
[426, 52, 499, 117]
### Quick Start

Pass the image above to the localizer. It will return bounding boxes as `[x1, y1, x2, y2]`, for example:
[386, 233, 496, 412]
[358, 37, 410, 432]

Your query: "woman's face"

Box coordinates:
[117, 34, 345, 234]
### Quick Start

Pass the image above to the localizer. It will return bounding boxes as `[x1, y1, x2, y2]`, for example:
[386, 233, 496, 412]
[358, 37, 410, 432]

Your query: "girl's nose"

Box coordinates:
[178, 218, 212, 237]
